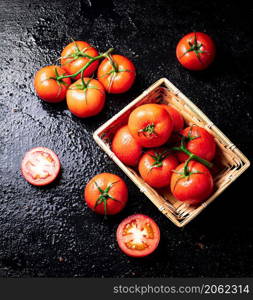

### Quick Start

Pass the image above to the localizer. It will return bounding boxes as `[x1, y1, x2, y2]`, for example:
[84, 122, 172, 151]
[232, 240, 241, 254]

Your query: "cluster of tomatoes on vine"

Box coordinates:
[34, 40, 136, 117]
[21, 32, 216, 258]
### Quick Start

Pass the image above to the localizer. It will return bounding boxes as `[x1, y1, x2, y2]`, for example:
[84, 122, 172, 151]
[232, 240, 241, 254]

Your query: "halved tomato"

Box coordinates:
[21, 147, 60, 186]
[116, 214, 160, 257]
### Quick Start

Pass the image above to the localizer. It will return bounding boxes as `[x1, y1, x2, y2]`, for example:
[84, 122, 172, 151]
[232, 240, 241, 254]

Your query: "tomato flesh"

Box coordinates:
[116, 214, 160, 257]
[21, 147, 60, 186]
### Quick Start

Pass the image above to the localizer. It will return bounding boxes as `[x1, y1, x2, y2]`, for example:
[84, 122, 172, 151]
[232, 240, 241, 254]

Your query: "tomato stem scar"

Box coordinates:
[94, 180, 120, 216]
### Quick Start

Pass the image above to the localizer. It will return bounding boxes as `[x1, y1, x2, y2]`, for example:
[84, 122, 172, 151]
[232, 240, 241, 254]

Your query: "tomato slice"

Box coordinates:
[21, 147, 60, 186]
[116, 214, 160, 257]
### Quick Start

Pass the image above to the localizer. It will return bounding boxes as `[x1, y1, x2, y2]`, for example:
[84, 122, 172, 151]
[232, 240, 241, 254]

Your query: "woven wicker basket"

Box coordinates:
[93, 78, 250, 227]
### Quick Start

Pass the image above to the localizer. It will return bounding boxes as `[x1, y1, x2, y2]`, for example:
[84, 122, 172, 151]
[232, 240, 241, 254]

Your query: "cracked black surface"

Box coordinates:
[0, 0, 253, 277]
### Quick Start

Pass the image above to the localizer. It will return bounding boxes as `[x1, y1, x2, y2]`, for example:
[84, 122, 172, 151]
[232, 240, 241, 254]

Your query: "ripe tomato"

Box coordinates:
[60, 41, 99, 80]
[138, 149, 178, 188]
[171, 161, 213, 205]
[128, 103, 173, 148]
[84, 173, 128, 215]
[21, 147, 61, 186]
[34, 66, 71, 103]
[116, 214, 160, 257]
[176, 126, 216, 162]
[97, 54, 136, 94]
[160, 104, 184, 132]
[176, 32, 216, 71]
[66, 77, 106, 118]
[112, 125, 142, 166]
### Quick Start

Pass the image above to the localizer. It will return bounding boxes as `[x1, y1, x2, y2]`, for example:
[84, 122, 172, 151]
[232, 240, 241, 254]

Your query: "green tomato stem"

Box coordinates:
[57, 48, 114, 80]
[172, 134, 213, 175]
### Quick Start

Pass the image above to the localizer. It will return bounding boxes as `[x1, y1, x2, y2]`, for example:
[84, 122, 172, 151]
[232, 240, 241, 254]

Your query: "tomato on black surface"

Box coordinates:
[60, 41, 100, 80]
[116, 214, 160, 257]
[21, 147, 61, 186]
[34, 66, 71, 103]
[97, 54, 136, 94]
[176, 32, 216, 71]
[84, 173, 128, 215]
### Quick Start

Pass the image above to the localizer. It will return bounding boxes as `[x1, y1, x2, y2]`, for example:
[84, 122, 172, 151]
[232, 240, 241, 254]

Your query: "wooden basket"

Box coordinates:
[93, 78, 250, 227]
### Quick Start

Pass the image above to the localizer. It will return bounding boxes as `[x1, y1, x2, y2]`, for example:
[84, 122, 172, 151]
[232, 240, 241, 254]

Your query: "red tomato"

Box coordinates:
[116, 214, 160, 257]
[84, 173, 128, 215]
[34, 66, 71, 103]
[138, 149, 178, 188]
[66, 77, 106, 118]
[112, 125, 142, 166]
[21, 147, 61, 186]
[97, 54, 136, 94]
[160, 104, 184, 132]
[128, 104, 173, 148]
[60, 41, 99, 80]
[170, 161, 213, 205]
[176, 32, 216, 71]
[176, 126, 216, 162]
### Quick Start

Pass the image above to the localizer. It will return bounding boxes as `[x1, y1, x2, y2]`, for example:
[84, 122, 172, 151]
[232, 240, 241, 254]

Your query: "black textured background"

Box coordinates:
[0, 0, 253, 277]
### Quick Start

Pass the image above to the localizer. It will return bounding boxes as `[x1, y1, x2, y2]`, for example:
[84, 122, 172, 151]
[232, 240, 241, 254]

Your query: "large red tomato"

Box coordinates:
[176, 126, 216, 162]
[128, 104, 173, 148]
[138, 149, 178, 188]
[112, 125, 142, 166]
[34, 66, 71, 103]
[84, 173, 128, 215]
[97, 54, 136, 94]
[116, 214, 160, 257]
[66, 77, 106, 118]
[176, 32, 216, 71]
[60, 41, 99, 79]
[170, 161, 214, 205]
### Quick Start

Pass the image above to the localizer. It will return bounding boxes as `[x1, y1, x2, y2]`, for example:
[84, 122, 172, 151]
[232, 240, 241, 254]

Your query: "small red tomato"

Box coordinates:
[97, 54, 136, 94]
[138, 149, 179, 188]
[66, 77, 106, 118]
[171, 161, 214, 205]
[84, 173, 128, 215]
[176, 32, 216, 71]
[112, 125, 142, 166]
[128, 104, 173, 148]
[160, 104, 184, 132]
[176, 126, 216, 162]
[116, 214, 160, 257]
[21, 147, 61, 186]
[60, 41, 99, 80]
[34, 66, 71, 103]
